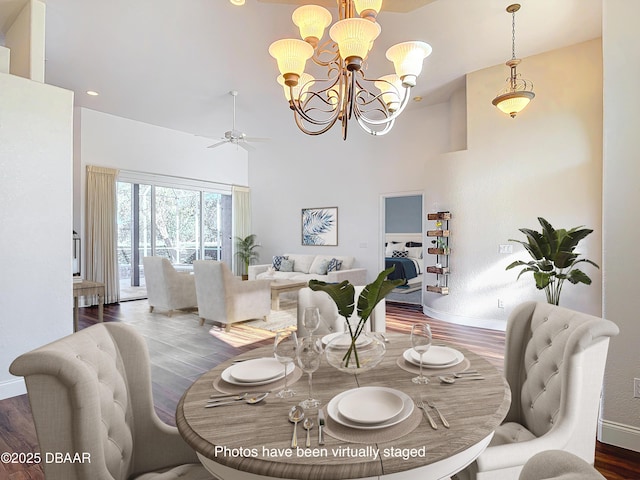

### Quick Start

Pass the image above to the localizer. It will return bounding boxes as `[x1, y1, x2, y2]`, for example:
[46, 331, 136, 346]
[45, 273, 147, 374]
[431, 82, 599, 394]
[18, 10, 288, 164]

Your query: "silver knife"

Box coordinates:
[318, 410, 325, 445]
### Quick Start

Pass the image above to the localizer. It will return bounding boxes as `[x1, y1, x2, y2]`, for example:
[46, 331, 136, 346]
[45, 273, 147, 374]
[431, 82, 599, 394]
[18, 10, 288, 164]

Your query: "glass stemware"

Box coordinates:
[274, 331, 298, 398]
[411, 323, 432, 384]
[296, 336, 323, 409]
[303, 307, 321, 337]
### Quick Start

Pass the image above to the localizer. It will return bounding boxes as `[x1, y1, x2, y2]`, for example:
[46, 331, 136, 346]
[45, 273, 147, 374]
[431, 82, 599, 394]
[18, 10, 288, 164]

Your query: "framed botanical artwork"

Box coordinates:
[301, 207, 338, 246]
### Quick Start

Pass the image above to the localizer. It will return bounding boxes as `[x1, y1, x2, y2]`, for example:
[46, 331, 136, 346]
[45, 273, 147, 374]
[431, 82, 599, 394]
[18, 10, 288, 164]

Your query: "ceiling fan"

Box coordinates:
[207, 90, 269, 152]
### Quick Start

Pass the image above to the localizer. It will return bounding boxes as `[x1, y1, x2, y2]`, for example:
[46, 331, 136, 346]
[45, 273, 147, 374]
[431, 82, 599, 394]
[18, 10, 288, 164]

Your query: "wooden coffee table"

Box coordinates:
[270, 279, 307, 310]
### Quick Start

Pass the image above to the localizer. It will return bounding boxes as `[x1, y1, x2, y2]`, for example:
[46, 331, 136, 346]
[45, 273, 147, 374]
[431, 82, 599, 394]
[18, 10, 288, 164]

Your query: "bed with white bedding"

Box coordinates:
[384, 233, 423, 284]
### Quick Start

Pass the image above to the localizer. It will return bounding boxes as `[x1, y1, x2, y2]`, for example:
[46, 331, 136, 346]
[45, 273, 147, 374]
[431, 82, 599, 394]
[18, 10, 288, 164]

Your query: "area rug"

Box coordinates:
[208, 300, 297, 348]
[392, 282, 422, 294]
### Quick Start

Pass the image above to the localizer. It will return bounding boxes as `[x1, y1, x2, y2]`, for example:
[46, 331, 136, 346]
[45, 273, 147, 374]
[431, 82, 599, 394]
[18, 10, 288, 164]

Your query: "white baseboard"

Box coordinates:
[422, 305, 507, 332]
[0, 377, 26, 400]
[598, 419, 640, 453]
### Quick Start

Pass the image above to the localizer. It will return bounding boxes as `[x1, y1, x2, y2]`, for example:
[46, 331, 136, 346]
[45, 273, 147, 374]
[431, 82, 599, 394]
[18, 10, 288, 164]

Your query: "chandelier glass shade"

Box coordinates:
[268, 0, 432, 139]
[492, 4, 534, 118]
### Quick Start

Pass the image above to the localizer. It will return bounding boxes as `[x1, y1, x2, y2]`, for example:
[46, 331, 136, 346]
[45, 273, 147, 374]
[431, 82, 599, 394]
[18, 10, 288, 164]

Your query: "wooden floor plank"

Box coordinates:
[0, 300, 638, 479]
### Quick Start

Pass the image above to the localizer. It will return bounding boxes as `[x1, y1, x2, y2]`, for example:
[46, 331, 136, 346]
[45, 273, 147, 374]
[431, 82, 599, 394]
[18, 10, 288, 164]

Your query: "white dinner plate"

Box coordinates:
[322, 332, 372, 348]
[327, 387, 414, 430]
[221, 361, 295, 386]
[338, 388, 404, 424]
[228, 358, 285, 383]
[403, 346, 464, 369]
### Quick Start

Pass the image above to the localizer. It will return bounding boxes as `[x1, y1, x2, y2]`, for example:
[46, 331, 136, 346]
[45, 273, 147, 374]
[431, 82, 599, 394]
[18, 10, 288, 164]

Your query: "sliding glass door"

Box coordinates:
[117, 181, 231, 300]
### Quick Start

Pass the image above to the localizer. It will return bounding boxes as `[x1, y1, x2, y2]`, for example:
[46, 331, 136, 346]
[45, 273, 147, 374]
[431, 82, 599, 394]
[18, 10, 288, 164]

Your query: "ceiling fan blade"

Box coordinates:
[207, 140, 228, 149]
[244, 136, 271, 143]
[239, 142, 256, 152]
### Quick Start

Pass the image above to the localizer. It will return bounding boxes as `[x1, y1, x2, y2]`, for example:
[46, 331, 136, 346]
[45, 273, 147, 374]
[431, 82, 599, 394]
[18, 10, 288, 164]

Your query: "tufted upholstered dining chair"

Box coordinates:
[193, 260, 271, 331]
[456, 301, 619, 480]
[142, 256, 197, 316]
[9, 322, 212, 480]
[296, 286, 387, 336]
[518, 450, 606, 480]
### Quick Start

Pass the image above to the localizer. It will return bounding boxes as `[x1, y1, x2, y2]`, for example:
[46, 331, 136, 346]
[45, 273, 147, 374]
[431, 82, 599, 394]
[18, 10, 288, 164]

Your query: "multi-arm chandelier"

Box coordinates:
[491, 4, 535, 118]
[268, 0, 432, 140]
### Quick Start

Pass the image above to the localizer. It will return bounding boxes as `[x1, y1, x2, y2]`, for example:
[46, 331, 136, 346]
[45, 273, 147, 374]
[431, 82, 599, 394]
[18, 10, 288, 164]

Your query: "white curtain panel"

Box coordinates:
[85, 165, 120, 304]
[232, 185, 251, 276]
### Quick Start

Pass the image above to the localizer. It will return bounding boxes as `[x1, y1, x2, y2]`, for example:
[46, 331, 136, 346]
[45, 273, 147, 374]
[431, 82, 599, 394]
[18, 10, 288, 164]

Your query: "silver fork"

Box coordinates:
[415, 399, 438, 430]
[425, 398, 450, 428]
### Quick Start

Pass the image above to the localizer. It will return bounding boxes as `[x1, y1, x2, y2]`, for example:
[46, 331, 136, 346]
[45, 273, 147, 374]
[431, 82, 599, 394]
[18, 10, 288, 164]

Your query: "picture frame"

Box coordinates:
[301, 207, 338, 246]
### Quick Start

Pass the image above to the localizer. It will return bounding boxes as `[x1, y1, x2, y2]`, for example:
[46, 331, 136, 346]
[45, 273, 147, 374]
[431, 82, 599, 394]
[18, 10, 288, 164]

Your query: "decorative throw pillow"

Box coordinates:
[405, 247, 423, 259]
[327, 258, 343, 272]
[310, 259, 329, 275]
[406, 241, 423, 247]
[272, 255, 288, 271]
[392, 250, 409, 258]
[385, 242, 402, 256]
[279, 259, 295, 272]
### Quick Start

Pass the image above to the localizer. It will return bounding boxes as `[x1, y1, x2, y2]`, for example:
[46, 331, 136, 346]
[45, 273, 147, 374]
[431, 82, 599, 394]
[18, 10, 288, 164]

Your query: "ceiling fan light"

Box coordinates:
[492, 90, 535, 118]
[329, 18, 381, 68]
[385, 41, 432, 85]
[269, 38, 314, 79]
[292, 5, 332, 46]
[277, 73, 315, 101]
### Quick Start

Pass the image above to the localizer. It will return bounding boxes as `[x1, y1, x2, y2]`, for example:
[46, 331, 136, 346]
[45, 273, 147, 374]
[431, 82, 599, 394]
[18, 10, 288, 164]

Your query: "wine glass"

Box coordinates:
[411, 323, 432, 384]
[296, 336, 323, 409]
[274, 331, 298, 398]
[303, 307, 321, 337]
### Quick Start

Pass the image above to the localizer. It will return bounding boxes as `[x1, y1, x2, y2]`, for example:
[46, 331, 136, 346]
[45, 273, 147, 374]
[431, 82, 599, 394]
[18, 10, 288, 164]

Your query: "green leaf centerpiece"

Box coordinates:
[309, 266, 404, 370]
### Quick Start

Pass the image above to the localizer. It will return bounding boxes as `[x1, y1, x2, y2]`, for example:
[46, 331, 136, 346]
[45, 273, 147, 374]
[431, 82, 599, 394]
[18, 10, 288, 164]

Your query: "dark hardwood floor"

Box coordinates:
[1, 300, 639, 479]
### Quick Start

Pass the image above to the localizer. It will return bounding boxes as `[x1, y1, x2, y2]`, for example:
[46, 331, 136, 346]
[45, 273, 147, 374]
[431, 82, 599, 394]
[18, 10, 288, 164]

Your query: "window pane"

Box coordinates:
[154, 186, 200, 266]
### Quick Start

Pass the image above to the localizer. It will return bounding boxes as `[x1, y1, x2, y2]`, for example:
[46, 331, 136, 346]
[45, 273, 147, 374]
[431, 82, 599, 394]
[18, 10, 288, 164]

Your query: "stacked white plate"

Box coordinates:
[321, 332, 372, 349]
[402, 345, 464, 369]
[327, 387, 414, 430]
[221, 358, 294, 386]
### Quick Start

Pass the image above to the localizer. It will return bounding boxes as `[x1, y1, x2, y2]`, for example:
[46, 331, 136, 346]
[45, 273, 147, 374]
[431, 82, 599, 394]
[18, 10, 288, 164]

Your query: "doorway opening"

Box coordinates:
[381, 193, 424, 306]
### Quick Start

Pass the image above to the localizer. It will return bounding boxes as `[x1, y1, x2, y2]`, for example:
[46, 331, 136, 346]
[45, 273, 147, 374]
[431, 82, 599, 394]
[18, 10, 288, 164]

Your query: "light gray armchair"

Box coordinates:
[457, 302, 619, 480]
[142, 256, 197, 316]
[296, 286, 386, 336]
[519, 450, 606, 480]
[9, 323, 212, 480]
[193, 260, 271, 331]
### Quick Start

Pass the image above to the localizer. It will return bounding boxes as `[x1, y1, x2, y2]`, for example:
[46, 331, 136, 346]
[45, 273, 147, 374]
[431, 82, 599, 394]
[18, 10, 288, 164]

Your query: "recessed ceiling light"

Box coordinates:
[230, 0, 245, 5]
[413, 96, 423, 102]
[86, 90, 99, 96]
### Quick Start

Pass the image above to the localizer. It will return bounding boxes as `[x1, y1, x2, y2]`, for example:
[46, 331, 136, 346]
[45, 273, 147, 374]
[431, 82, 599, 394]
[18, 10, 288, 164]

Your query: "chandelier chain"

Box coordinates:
[511, 9, 516, 60]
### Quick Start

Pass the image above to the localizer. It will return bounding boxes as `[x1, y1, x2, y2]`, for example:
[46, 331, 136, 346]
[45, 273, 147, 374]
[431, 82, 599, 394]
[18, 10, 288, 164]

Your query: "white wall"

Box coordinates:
[4, 0, 45, 82]
[423, 39, 603, 330]
[249, 101, 451, 281]
[0, 72, 73, 399]
[600, 0, 640, 452]
[74, 108, 250, 246]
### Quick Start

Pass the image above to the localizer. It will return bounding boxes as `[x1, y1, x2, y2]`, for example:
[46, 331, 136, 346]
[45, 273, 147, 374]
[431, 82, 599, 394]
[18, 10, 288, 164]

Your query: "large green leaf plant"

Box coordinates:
[309, 266, 404, 367]
[234, 234, 260, 276]
[506, 217, 599, 305]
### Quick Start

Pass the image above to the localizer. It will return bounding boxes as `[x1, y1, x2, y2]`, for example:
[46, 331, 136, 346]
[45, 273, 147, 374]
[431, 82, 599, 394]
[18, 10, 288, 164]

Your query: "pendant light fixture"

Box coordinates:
[268, 0, 432, 140]
[492, 4, 534, 118]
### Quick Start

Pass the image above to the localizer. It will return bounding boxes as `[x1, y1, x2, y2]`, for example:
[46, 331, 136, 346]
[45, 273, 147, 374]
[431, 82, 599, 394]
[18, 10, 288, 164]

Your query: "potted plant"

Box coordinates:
[506, 217, 599, 305]
[235, 234, 260, 280]
[309, 266, 404, 372]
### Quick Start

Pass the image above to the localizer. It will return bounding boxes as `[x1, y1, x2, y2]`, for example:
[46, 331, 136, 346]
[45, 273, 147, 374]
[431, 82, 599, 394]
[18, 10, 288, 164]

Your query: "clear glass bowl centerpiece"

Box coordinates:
[324, 325, 386, 374]
[309, 266, 403, 375]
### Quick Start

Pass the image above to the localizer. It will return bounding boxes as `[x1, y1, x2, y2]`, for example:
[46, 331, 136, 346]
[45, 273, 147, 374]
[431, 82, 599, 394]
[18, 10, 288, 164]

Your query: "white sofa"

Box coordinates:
[249, 254, 367, 285]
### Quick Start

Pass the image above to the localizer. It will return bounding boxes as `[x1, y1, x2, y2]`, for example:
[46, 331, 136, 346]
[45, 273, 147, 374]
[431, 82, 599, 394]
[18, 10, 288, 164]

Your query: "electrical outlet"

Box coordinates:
[498, 299, 505, 309]
[634, 378, 640, 398]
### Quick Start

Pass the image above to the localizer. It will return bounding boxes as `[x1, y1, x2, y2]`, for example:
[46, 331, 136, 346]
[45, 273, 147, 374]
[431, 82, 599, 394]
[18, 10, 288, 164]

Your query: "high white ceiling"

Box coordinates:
[3, 0, 603, 140]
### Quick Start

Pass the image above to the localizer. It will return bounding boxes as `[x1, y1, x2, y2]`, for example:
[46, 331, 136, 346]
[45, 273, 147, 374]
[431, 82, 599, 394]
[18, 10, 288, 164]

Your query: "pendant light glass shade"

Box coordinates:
[492, 90, 534, 118]
[385, 41, 432, 86]
[353, 0, 383, 17]
[374, 74, 405, 111]
[229, 0, 245, 5]
[292, 5, 332, 43]
[277, 73, 315, 101]
[329, 18, 381, 62]
[269, 39, 314, 79]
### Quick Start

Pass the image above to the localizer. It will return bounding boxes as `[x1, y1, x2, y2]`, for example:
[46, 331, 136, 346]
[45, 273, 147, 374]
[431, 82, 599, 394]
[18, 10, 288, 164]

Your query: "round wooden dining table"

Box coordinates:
[176, 332, 511, 480]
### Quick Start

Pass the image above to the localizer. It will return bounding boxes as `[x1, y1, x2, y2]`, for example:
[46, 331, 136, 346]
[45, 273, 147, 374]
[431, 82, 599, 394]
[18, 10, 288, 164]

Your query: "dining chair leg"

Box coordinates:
[199, 318, 205, 326]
